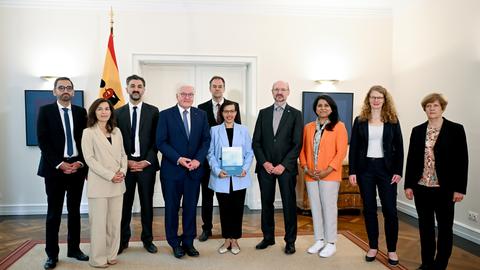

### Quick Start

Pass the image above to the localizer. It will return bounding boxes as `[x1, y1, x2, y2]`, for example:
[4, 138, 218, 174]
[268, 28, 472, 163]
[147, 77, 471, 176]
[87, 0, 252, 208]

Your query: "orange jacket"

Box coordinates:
[299, 121, 348, 182]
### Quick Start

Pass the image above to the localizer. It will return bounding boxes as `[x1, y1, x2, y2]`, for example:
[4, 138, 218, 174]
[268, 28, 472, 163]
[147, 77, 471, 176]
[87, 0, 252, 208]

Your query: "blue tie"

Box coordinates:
[182, 110, 190, 138]
[62, 108, 73, 157]
[131, 106, 138, 154]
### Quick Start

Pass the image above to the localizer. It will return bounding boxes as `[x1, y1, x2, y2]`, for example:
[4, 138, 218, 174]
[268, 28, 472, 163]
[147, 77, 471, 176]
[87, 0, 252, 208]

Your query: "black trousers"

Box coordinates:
[413, 185, 455, 270]
[200, 168, 215, 232]
[357, 158, 398, 251]
[257, 169, 297, 243]
[216, 184, 247, 239]
[44, 173, 85, 258]
[120, 168, 156, 244]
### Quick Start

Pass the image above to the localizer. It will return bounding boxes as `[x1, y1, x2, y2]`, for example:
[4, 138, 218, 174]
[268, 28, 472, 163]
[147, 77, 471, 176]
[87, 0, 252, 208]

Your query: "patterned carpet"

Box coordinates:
[1, 231, 406, 270]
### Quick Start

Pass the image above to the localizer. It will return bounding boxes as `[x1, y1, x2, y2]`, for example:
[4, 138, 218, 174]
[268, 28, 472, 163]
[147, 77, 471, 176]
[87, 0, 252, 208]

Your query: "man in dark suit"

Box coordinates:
[197, 76, 241, 242]
[252, 80, 303, 254]
[37, 77, 89, 269]
[156, 84, 211, 258]
[116, 75, 160, 254]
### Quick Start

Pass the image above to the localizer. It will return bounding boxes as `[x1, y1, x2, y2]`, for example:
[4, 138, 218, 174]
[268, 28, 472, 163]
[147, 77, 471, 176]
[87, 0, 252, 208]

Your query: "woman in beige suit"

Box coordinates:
[81, 98, 128, 268]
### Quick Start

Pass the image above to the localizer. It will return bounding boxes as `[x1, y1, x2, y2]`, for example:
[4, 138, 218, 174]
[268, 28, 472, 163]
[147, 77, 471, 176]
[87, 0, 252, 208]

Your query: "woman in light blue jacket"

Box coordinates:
[207, 100, 254, 255]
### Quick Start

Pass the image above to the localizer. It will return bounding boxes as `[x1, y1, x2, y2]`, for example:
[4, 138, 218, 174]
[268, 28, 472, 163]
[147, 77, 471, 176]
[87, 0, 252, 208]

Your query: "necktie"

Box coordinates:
[273, 106, 284, 135]
[131, 106, 137, 154]
[216, 103, 222, 124]
[62, 108, 73, 157]
[183, 110, 190, 137]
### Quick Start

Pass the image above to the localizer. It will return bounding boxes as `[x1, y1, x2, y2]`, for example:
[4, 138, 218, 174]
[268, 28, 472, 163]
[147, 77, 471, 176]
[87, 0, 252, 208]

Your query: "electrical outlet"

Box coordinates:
[468, 211, 479, 223]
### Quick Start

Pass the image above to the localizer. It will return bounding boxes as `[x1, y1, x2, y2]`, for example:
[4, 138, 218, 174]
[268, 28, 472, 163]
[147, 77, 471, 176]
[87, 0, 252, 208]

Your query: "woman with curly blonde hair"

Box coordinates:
[349, 85, 404, 266]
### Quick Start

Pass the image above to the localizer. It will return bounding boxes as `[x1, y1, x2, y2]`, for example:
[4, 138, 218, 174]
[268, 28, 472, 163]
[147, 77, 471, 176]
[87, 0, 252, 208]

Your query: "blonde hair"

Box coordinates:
[359, 85, 399, 123]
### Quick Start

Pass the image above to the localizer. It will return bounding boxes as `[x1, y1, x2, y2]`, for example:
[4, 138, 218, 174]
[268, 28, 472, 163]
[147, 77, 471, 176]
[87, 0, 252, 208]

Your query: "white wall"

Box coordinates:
[392, 0, 480, 243]
[0, 6, 392, 214]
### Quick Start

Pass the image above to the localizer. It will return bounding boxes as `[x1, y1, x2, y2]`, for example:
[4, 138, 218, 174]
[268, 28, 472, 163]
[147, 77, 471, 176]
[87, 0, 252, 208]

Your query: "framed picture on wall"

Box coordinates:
[24, 90, 85, 146]
[302, 91, 354, 142]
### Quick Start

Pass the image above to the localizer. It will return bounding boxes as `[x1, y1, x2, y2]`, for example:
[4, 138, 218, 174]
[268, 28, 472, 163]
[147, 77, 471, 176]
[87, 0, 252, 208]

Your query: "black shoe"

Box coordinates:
[183, 245, 200, 257]
[365, 250, 378, 262]
[388, 258, 399, 266]
[118, 242, 129, 255]
[67, 250, 89, 261]
[143, 242, 158, 253]
[417, 264, 432, 270]
[44, 257, 58, 269]
[255, 239, 275, 249]
[198, 230, 212, 242]
[173, 246, 185, 258]
[284, 242, 296, 254]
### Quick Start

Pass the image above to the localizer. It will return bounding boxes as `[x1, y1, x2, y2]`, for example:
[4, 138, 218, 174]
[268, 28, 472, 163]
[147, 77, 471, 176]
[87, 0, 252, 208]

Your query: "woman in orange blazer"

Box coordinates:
[299, 95, 348, 258]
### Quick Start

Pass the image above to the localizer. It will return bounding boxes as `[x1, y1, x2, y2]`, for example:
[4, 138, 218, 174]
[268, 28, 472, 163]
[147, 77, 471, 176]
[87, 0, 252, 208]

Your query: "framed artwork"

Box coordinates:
[24, 90, 84, 146]
[301, 91, 354, 142]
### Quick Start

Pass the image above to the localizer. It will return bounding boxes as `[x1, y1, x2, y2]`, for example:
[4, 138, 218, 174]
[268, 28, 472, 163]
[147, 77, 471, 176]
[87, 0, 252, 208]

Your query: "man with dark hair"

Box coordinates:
[37, 77, 89, 269]
[116, 75, 160, 254]
[197, 76, 241, 241]
[252, 80, 303, 255]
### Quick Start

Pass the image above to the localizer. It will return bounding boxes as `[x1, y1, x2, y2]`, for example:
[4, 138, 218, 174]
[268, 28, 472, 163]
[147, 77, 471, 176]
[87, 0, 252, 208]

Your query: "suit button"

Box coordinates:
[273, 139, 276, 142]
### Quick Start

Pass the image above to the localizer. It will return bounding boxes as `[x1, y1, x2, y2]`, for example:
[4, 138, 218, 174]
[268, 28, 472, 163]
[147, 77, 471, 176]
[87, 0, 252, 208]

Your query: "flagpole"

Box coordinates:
[109, 6, 114, 34]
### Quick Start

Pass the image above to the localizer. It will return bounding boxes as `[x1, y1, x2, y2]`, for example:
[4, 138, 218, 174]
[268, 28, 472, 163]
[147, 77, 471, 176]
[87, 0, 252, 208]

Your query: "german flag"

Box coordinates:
[99, 26, 124, 108]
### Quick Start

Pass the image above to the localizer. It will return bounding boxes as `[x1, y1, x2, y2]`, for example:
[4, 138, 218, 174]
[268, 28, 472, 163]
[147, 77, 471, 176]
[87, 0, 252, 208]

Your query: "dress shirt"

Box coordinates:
[56, 101, 79, 158]
[129, 101, 143, 157]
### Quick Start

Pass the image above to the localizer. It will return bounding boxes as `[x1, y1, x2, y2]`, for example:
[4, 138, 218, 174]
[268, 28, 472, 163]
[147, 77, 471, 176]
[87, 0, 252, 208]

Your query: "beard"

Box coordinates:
[60, 93, 72, 102]
[129, 92, 141, 101]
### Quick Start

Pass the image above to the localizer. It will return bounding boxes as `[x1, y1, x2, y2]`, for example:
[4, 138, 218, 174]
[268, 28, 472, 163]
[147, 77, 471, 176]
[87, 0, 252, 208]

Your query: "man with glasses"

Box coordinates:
[37, 77, 89, 269]
[156, 84, 210, 258]
[252, 80, 303, 255]
[116, 75, 159, 255]
[197, 76, 241, 242]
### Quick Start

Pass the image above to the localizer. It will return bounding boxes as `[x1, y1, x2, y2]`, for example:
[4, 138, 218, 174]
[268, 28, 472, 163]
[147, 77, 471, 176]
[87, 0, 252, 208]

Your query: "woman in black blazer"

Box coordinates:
[349, 85, 404, 266]
[404, 93, 468, 270]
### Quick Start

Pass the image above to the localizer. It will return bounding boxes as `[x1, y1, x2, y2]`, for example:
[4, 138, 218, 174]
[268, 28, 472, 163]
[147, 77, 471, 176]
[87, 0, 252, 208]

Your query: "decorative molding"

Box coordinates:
[397, 200, 480, 245]
[0, 0, 392, 17]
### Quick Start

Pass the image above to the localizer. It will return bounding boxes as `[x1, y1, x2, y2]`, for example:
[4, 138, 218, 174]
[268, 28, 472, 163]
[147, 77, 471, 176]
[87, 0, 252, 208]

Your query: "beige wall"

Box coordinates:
[0, 6, 392, 214]
[392, 0, 480, 242]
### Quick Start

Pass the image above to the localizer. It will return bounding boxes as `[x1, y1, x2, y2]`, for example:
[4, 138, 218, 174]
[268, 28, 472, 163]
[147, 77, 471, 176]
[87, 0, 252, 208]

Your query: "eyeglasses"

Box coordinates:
[369, 96, 384, 100]
[57, 85, 74, 92]
[179, 93, 194, 98]
[222, 110, 237, 114]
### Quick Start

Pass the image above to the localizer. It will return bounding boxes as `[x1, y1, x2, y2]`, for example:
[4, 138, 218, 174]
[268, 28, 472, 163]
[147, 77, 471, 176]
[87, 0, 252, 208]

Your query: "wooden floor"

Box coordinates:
[0, 208, 479, 270]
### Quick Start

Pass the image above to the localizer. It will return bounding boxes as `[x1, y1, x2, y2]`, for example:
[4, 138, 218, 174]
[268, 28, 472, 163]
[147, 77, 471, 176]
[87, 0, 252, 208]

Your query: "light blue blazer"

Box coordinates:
[207, 123, 254, 193]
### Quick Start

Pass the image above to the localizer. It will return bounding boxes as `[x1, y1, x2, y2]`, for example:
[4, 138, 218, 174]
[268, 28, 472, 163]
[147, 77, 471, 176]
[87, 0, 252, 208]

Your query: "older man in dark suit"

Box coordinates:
[116, 75, 159, 254]
[197, 76, 241, 242]
[252, 80, 303, 255]
[156, 84, 211, 258]
[37, 77, 89, 269]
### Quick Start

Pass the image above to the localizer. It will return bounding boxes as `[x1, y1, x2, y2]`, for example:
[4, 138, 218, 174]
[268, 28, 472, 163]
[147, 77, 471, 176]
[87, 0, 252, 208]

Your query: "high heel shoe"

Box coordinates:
[230, 240, 241, 255]
[365, 249, 378, 262]
[388, 252, 399, 266]
[218, 239, 231, 254]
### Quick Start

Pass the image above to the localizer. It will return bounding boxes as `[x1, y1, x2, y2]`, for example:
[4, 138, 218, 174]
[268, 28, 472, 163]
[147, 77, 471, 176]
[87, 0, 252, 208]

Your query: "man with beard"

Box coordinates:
[37, 77, 89, 269]
[252, 80, 303, 255]
[115, 75, 160, 254]
[197, 76, 241, 242]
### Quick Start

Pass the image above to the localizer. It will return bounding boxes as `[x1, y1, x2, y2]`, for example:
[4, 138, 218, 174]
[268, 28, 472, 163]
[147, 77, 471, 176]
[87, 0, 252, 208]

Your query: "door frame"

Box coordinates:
[131, 54, 261, 209]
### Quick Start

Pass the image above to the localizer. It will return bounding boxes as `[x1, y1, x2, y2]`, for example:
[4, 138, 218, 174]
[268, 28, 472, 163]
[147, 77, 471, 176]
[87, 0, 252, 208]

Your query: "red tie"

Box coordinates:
[216, 103, 222, 124]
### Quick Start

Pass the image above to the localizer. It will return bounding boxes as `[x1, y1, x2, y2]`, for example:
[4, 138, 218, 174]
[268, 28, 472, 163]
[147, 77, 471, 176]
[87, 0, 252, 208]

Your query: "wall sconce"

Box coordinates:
[314, 79, 339, 91]
[40, 76, 59, 82]
[314, 79, 339, 85]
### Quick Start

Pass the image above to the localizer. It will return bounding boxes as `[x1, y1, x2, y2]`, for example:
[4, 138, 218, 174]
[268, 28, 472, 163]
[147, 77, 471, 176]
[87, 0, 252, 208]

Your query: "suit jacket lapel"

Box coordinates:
[51, 104, 65, 142]
[94, 125, 115, 157]
[265, 105, 275, 137]
[232, 123, 242, 147]
[173, 106, 189, 140]
[276, 104, 291, 135]
[219, 124, 229, 147]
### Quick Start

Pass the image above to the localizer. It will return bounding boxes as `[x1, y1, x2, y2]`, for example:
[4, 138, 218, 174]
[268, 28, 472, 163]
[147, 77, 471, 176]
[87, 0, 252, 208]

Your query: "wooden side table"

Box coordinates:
[295, 164, 362, 211]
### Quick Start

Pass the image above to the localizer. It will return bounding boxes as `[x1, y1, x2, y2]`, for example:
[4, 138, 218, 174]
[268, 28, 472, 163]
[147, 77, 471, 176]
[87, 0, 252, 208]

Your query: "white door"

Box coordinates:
[139, 63, 247, 208]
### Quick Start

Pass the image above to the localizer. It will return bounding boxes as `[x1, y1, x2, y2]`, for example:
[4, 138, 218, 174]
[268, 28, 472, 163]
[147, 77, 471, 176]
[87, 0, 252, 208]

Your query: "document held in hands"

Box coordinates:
[221, 147, 243, 176]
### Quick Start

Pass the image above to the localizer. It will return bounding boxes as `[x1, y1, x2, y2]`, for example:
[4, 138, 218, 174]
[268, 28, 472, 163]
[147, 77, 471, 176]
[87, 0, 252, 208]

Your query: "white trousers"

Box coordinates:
[88, 195, 123, 267]
[306, 180, 340, 243]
